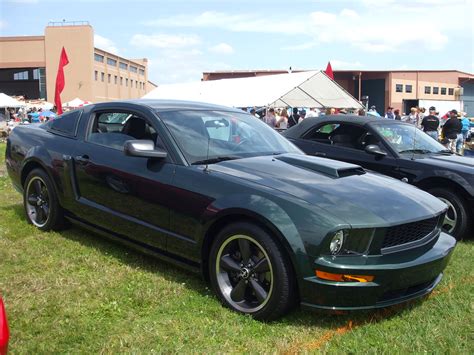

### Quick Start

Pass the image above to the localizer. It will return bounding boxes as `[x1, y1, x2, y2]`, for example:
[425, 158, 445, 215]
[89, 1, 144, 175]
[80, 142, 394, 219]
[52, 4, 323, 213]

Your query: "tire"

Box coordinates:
[209, 222, 295, 321]
[23, 168, 65, 231]
[428, 187, 471, 240]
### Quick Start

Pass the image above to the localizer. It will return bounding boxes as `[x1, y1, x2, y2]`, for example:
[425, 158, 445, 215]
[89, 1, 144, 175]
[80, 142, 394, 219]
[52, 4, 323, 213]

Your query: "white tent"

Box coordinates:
[143, 71, 363, 109]
[0, 93, 25, 108]
[64, 97, 92, 108]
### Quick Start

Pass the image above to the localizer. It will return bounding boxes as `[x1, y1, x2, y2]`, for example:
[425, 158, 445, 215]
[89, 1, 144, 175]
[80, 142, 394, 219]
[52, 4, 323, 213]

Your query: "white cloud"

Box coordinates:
[94, 34, 119, 54]
[330, 60, 363, 69]
[130, 34, 201, 48]
[0, 20, 6, 29]
[209, 43, 234, 55]
[281, 42, 317, 51]
[5, 0, 39, 3]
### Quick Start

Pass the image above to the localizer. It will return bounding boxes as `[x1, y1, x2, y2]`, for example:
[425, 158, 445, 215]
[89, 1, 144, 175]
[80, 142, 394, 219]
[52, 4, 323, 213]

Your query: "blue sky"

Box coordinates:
[1, 0, 473, 84]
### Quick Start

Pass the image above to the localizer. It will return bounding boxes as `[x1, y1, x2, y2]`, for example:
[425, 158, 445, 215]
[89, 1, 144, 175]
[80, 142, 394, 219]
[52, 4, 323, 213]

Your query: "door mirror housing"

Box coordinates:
[365, 144, 387, 157]
[124, 140, 167, 159]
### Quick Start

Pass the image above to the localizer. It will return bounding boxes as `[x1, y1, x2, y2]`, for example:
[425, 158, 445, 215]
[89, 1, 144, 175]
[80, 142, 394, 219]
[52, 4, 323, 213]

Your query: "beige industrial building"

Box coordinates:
[203, 69, 474, 116]
[0, 22, 157, 104]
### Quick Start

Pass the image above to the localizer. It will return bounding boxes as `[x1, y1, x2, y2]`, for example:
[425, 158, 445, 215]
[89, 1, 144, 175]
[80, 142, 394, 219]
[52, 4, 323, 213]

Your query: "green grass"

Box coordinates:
[0, 142, 473, 353]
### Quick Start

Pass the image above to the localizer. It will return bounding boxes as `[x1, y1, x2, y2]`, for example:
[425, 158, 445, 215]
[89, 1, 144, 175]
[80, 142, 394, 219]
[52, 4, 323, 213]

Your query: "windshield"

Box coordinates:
[373, 123, 448, 154]
[158, 110, 301, 164]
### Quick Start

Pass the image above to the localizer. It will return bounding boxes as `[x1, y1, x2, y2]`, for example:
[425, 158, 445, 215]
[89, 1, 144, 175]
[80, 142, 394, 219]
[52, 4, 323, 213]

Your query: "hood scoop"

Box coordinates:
[276, 154, 366, 178]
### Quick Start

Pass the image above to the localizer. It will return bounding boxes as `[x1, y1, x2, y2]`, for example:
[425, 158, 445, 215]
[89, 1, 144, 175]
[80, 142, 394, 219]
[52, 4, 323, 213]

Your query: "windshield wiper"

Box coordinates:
[398, 149, 432, 154]
[192, 156, 241, 165]
[435, 149, 453, 155]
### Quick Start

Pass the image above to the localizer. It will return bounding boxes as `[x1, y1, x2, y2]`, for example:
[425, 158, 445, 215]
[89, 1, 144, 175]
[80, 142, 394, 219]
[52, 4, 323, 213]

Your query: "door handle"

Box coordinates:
[75, 154, 90, 164]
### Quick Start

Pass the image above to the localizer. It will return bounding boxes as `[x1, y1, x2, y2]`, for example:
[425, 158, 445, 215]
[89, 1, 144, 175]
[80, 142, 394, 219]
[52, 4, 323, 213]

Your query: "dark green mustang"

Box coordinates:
[5, 100, 456, 320]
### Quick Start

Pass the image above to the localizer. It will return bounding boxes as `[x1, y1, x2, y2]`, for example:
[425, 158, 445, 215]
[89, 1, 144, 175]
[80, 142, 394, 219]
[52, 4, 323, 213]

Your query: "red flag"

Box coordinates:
[325, 61, 334, 80]
[0, 298, 8, 355]
[54, 47, 69, 115]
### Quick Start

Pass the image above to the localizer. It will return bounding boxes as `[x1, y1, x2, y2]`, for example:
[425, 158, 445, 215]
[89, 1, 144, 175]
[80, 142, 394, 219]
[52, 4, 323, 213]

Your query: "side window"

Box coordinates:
[49, 110, 82, 136]
[304, 123, 339, 143]
[88, 112, 158, 150]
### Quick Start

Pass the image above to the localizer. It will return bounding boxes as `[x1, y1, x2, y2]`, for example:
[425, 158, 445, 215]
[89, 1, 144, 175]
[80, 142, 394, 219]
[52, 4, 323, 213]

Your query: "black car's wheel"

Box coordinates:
[23, 169, 65, 231]
[428, 187, 470, 240]
[209, 222, 295, 321]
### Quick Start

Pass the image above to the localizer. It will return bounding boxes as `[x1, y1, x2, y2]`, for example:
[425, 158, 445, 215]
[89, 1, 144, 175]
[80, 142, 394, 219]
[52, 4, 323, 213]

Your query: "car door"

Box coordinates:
[71, 107, 175, 250]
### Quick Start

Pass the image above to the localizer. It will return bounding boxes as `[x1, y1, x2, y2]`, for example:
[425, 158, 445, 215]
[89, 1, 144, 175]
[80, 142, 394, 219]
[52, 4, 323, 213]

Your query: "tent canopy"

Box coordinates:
[0, 93, 25, 108]
[64, 98, 92, 107]
[143, 71, 363, 109]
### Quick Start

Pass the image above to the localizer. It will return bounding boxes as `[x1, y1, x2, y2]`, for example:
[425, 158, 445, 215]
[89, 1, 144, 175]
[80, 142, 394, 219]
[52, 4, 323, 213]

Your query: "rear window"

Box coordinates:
[48, 110, 82, 136]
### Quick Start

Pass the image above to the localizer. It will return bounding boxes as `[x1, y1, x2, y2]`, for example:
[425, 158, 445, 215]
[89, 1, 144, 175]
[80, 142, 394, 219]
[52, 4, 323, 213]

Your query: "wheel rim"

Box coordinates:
[215, 235, 273, 313]
[438, 197, 457, 233]
[25, 177, 50, 228]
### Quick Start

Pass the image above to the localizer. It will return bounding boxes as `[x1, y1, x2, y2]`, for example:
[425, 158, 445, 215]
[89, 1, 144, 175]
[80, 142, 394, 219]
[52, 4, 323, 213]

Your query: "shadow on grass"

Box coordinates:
[4, 201, 431, 330]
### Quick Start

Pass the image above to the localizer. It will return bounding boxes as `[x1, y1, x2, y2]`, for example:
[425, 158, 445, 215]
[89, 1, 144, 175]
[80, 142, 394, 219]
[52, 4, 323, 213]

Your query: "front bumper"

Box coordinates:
[300, 232, 456, 311]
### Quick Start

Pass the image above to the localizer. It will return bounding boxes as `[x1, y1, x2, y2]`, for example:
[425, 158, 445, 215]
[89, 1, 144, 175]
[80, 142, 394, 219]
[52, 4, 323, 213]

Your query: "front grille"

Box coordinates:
[382, 216, 440, 250]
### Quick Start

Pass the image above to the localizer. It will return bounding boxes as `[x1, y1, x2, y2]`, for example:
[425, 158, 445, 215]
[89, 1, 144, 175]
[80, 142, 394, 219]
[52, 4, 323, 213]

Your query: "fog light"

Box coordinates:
[330, 230, 345, 255]
[316, 270, 374, 283]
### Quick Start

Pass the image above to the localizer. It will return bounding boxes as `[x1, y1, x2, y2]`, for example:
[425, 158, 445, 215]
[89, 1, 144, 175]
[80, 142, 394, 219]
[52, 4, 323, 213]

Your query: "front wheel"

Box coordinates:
[209, 222, 295, 321]
[23, 168, 65, 231]
[428, 187, 471, 240]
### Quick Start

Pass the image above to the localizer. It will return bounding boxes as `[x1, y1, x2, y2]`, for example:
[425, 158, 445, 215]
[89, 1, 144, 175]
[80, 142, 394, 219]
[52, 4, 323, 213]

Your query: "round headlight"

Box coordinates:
[329, 230, 345, 255]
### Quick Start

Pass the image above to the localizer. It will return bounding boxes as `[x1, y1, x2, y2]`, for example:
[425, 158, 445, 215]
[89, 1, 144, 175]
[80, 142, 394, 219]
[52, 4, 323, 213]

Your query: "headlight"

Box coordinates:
[330, 230, 345, 254]
[326, 229, 375, 256]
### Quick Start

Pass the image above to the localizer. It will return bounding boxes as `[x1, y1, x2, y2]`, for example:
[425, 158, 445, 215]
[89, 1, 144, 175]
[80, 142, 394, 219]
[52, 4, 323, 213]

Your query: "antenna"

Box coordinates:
[411, 121, 418, 161]
[204, 137, 211, 173]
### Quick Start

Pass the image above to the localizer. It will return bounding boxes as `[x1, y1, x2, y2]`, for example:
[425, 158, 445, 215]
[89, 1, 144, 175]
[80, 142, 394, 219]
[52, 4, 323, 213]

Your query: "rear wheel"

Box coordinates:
[209, 222, 295, 321]
[23, 169, 65, 231]
[428, 187, 470, 240]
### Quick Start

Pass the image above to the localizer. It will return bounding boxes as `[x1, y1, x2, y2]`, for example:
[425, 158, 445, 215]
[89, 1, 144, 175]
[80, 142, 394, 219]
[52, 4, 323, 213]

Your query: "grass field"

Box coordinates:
[0, 142, 473, 353]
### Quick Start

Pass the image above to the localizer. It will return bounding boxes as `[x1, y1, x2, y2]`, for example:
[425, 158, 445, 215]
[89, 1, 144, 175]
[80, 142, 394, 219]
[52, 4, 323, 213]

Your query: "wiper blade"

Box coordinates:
[398, 149, 432, 154]
[192, 156, 240, 165]
[436, 149, 453, 154]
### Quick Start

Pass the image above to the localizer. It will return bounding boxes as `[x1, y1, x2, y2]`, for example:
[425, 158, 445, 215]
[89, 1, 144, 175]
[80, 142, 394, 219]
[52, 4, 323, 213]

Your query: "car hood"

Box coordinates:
[414, 154, 474, 173]
[211, 154, 446, 227]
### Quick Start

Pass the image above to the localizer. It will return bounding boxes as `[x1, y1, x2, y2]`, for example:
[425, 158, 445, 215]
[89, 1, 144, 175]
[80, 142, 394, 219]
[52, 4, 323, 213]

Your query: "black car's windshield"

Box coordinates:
[373, 123, 448, 155]
[158, 110, 301, 164]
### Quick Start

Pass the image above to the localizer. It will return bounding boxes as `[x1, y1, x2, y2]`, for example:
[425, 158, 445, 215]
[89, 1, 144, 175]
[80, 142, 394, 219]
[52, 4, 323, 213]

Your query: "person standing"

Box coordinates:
[421, 106, 440, 140]
[288, 107, 300, 127]
[442, 110, 462, 152]
[276, 108, 289, 129]
[305, 107, 318, 118]
[458, 112, 470, 153]
[384, 106, 395, 119]
[405, 107, 418, 125]
[298, 110, 306, 123]
[263, 108, 277, 128]
[394, 109, 402, 120]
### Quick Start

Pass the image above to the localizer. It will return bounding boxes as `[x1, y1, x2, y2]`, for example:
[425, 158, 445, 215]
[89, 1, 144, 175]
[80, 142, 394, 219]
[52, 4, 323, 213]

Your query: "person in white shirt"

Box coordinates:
[305, 107, 319, 118]
[276, 108, 289, 129]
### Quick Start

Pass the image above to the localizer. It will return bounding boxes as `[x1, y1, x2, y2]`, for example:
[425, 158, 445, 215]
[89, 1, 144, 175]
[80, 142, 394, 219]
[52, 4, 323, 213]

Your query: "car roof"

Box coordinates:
[95, 99, 244, 114]
[284, 115, 409, 138]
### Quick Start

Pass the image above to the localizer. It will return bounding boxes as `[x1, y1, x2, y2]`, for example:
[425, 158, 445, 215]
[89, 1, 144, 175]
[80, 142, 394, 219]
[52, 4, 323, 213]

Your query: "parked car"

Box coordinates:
[284, 116, 474, 240]
[5, 100, 456, 320]
[0, 298, 9, 355]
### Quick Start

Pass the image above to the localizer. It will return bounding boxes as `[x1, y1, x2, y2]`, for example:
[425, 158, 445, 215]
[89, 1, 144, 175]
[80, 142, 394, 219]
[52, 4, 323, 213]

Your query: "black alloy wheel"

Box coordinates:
[23, 169, 65, 231]
[209, 222, 295, 320]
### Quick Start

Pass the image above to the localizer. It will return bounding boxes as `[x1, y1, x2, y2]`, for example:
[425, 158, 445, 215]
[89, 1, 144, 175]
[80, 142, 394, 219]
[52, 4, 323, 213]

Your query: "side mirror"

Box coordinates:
[365, 144, 387, 157]
[124, 140, 167, 159]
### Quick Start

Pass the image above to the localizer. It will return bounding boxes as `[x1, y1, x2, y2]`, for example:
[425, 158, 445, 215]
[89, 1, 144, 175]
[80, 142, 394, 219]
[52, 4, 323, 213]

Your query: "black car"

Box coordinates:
[5, 101, 455, 320]
[284, 115, 474, 239]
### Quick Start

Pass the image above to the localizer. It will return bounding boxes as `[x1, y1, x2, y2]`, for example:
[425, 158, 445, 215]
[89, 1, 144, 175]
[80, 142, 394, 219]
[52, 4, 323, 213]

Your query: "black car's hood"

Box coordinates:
[211, 154, 446, 227]
[414, 154, 474, 172]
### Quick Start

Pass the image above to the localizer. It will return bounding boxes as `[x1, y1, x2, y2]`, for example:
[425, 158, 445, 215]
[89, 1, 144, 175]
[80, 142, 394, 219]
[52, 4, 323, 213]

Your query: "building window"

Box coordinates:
[395, 84, 403, 92]
[136, 81, 138, 89]
[440, 87, 447, 95]
[101, 72, 105, 82]
[33, 69, 40, 80]
[433, 87, 439, 94]
[94, 53, 104, 62]
[125, 78, 128, 87]
[448, 88, 454, 95]
[405, 85, 413, 93]
[424, 86, 431, 94]
[13, 71, 29, 80]
[94, 71, 98, 81]
[120, 77, 123, 85]
[139, 68, 145, 76]
[130, 66, 138, 73]
[107, 58, 117, 66]
[119, 62, 128, 70]
[114, 75, 118, 85]
[130, 79, 133, 87]
[108, 74, 111, 83]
